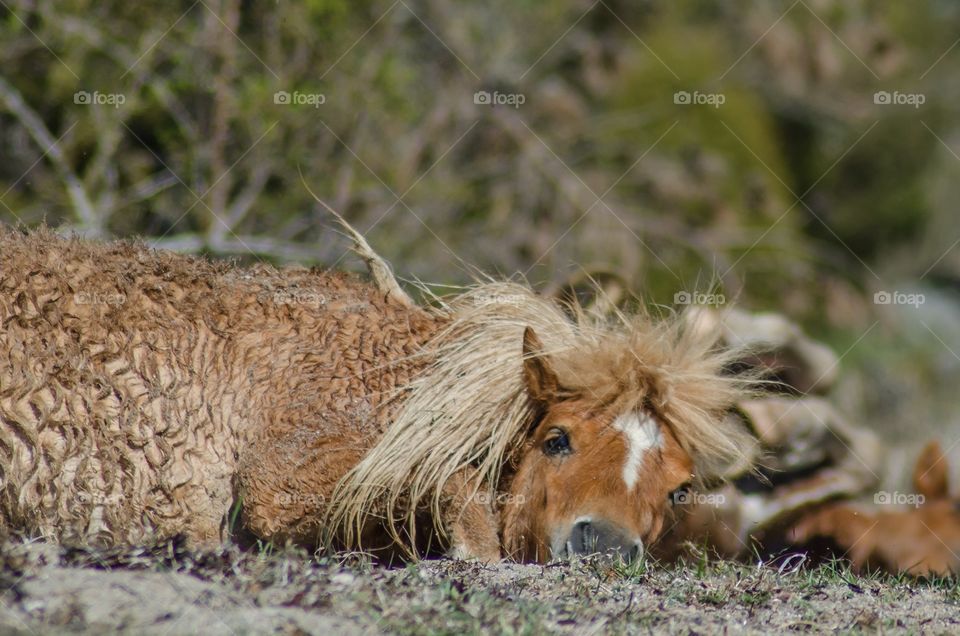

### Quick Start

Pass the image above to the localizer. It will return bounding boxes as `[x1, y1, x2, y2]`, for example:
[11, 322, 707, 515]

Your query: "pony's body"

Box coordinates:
[0, 229, 750, 560]
[0, 230, 441, 547]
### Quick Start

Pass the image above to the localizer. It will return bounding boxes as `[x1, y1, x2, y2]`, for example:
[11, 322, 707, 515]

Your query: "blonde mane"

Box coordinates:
[325, 282, 757, 555]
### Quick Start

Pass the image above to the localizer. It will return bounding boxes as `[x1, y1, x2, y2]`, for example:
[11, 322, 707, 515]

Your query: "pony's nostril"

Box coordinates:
[566, 519, 638, 560]
[573, 520, 597, 553]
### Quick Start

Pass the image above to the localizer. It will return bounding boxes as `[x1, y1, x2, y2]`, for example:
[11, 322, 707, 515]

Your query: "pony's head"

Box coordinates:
[328, 282, 757, 562]
[498, 327, 695, 561]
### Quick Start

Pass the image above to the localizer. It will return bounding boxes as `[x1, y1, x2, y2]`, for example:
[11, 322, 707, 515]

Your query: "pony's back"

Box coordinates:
[0, 229, 440, 546]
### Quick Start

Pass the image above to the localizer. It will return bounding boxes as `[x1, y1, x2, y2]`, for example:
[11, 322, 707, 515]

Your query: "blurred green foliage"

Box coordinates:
[1, 0, 959, 333]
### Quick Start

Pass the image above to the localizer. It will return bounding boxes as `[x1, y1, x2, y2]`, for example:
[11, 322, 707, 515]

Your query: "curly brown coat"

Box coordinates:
[0, 228, 442, 547]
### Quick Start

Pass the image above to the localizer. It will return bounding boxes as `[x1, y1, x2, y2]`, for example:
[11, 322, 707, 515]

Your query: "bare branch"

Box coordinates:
[114, 173, 180, 210]
[0, 75, 102, 236]
[214, 163, 271, 242]
[151, 233, 329, 263]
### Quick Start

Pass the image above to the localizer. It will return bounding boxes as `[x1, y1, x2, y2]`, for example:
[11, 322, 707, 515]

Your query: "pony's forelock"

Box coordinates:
[325, 282, 758, 556]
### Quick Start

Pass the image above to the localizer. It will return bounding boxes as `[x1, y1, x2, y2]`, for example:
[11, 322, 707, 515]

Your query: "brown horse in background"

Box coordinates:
[790, 441, 960, 576]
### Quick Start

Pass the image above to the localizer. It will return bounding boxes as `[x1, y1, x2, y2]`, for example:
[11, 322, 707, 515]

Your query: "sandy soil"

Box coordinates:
[0, 540, 957, 634]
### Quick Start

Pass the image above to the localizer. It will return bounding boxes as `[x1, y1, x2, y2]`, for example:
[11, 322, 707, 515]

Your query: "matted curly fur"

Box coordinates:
[0, 226, 756, 561]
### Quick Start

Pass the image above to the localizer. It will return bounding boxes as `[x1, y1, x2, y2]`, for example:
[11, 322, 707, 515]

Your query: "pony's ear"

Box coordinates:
[522, 327, 560, 404]
[913, 440, 949, 500]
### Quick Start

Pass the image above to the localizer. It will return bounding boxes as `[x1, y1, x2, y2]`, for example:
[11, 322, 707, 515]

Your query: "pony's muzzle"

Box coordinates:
[563, 519, 642, 561]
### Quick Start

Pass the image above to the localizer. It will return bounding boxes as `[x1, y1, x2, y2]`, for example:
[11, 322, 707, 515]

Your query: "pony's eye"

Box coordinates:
[543, 429, 571, 456]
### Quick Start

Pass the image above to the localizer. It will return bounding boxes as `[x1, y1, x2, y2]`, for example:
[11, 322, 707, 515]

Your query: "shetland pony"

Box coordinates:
[0, 225, 754, 561]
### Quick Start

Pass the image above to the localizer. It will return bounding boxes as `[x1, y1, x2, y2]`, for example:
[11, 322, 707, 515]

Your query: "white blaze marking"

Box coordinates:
[612, 411, 663, 490]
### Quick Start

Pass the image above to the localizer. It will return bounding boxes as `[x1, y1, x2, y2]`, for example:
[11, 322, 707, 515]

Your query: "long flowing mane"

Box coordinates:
[325, 281, 757, 554]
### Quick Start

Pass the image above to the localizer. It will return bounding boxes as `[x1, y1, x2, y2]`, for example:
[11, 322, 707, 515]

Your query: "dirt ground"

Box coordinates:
[0, 540, 956, 635]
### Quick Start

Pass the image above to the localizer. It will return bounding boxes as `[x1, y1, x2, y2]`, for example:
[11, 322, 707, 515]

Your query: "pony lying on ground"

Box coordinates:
[790, 440, 960, 576]
[643, 306, 960, 576]
[0, 226, 755, 562]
